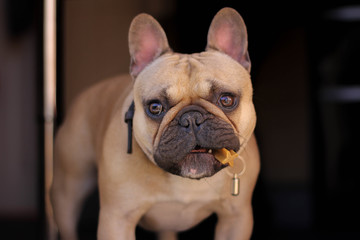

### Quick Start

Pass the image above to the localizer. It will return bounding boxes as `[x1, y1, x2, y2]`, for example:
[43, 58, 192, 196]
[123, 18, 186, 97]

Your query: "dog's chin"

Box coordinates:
[173, 151, 227, 179]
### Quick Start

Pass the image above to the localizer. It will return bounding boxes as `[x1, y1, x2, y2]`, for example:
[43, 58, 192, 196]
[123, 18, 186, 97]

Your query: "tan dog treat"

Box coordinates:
[214, 148, 238, 167]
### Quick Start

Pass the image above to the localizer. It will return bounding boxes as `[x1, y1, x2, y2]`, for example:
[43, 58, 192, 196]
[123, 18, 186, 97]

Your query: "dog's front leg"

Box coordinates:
[215, 206, 254, 240]
[97, 212, 136, 240]
[97, 204, 148, 240]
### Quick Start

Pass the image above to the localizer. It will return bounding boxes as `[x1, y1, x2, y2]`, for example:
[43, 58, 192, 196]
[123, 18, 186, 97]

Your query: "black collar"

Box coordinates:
[124, 101, 135, 154]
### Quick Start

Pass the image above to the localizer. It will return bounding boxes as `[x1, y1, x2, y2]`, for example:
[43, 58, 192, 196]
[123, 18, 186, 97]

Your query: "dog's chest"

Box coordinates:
[139, 199, 216, 232]
[138, 176, 229, 232]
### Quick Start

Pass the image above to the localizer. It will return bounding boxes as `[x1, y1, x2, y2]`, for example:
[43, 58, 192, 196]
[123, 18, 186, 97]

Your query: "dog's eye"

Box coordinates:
[219, 94, 235, 108]
[148, 102, 163, 115]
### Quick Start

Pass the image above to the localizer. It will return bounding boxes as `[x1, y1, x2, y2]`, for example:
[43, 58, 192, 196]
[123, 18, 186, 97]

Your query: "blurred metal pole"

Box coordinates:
[44, 0, 57, 239]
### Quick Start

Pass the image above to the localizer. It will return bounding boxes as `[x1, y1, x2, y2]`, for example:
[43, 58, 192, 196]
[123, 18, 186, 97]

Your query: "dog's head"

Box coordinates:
[128, 8, 256, 179]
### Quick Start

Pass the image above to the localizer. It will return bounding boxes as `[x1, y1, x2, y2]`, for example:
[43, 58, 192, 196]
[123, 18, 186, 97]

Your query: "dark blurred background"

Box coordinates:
[1, 0, 360, 239]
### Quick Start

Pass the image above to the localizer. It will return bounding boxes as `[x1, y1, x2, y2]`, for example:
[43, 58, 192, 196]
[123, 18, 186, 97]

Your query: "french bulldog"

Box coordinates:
[51, 7, 260, 240]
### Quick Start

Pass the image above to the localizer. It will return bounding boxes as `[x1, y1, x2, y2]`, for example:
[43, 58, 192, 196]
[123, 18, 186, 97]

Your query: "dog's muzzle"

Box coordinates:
[154, 105, 240, 179]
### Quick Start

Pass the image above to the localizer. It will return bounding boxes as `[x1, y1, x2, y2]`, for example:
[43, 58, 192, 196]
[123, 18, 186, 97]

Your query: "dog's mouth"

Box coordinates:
[189, 145, 212, 154]
[176, 145, 229, 179]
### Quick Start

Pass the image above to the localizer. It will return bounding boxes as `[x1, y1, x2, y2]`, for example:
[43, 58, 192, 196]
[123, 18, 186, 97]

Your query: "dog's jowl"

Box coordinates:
[51, 7, 260, 240]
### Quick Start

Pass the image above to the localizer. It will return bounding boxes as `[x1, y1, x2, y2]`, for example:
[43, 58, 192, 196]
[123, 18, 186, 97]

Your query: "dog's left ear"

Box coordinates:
[206, 8, 251, 72]
[129, 13, 171, 78]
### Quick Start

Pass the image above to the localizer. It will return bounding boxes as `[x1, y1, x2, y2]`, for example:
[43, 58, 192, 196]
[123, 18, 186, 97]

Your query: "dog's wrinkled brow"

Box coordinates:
[142, 88, 170, 105]
[207, 79, 241, 97]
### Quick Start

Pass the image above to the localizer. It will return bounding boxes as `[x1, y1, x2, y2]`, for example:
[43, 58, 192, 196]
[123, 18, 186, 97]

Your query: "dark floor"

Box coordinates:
[2, 186, 360, 240]
[2, 218, 360, 240]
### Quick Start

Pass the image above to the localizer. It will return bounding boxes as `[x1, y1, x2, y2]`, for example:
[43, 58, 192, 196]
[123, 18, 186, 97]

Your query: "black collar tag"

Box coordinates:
[124, 101, 135, 154]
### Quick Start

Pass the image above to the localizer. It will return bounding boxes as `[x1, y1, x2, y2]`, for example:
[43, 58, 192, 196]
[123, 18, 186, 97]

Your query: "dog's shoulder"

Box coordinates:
[58, 74, 133, 143]
[65, 74, 132, 116]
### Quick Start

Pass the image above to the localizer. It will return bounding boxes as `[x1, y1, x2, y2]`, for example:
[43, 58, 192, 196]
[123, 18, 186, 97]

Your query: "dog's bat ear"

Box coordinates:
[206, 7, 251, 72]
[129, 13, 171, 78]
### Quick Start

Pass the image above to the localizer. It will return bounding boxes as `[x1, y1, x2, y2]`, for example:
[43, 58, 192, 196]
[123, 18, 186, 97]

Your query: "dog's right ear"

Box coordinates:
[128, 14, 171, 78]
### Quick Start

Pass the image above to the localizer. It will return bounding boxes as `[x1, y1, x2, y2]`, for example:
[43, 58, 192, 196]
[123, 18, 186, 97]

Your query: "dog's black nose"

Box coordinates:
[179, 111, 205, 128]
[177, 105, 209, 130]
